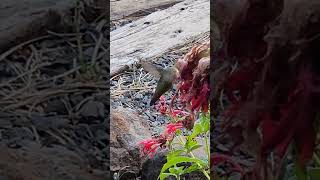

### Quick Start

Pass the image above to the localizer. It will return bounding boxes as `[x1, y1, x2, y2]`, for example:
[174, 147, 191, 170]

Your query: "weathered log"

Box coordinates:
[110, 0, 183, 20]
[110, 0, 210, 76]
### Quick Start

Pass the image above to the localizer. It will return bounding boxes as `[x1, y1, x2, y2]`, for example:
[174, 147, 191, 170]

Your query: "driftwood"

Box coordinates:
[110, 0, 210, 76]
[110, 0, 183, 20]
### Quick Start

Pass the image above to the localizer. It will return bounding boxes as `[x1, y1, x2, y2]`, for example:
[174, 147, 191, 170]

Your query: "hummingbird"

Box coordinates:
[140, 61, 180, 106]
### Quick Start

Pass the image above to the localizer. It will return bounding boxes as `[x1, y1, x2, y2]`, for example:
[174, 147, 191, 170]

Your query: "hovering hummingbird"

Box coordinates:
[140, 61, 180, 106]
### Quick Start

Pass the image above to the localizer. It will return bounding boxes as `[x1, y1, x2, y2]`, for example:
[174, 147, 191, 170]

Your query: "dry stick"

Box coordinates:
[111, 87, 155, 97]
[47, 30, 83, 37]
[87, 31, 98, 42]
[91, 33, 103, 65]
[35, 66, 81, 86]
[96, 19, 107, 32]
[56, 129, 77, 145]
[10, 62, 28, 84]
[0, 62, 51, 88]
[31, 125, 41, 145]
[0, 35, 50, 62]
[85, 125, 95, 139]
[74, 96, 94, 113]
[27, 89, 95, 115]
[46, 130, 67, 145]
[61, 96, 73, 117]
[75, 0, 85, 71]
[93, 10, 109, 24]
[1, 81, 32, 102]
[110, 72, 130, 81]
[4, 89, 92, 111]
[25, 50, 34, 71]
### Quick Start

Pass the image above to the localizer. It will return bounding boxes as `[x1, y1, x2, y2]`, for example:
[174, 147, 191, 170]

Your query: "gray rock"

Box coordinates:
[0, 118, 12, 129]
[135, 93, 143, 100]
[79, 101, 105, 119]
[110, 107, 153, 173]
[31, 116, 70, 131]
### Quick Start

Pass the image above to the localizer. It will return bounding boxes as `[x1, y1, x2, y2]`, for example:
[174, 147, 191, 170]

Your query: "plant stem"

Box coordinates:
[204, 133, 210, 167]
[176, 135, 210, 179]
[177, 175, 181, 180]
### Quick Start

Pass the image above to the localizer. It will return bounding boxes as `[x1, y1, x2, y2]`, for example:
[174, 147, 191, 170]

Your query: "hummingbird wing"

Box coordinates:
[140, 61, 162, 79]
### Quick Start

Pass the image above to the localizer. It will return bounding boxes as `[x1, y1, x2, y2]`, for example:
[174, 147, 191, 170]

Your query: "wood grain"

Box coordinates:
[110, 0, 210, 76]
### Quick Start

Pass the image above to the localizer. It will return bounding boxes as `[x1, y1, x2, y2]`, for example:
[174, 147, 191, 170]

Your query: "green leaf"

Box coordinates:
[182, 163, 201, 174]
[185, 137, 198, 149]
[160, 156, 206, 175]
[187, 144, 202, 153]
[169, 167, 176, 174]
[190, 123, 202, 138]
[199, 113, 210, 132]
[159, 173, 176, 180]
[167, 149, 186, 160]
[175, 129, 182, 135]
[190, 113, 210, 139]
[170, 166, 185, 175]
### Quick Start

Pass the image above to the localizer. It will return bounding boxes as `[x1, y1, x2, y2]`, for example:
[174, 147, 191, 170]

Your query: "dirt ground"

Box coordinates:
[0, 1, 109, 179]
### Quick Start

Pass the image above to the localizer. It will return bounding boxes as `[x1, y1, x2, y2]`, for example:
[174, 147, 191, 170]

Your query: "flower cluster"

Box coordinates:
[139, 121, 184, 157]
[139, 42, 210, 160]
[139, 95, 198, 157]
[155, 96, 168, 115]
[176, 42, 210, 113]
[214, 0, 320, 177]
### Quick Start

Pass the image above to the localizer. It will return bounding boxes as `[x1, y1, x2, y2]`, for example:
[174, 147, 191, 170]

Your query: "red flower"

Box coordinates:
[139, 138, 163, 158]
[190, 82, 210, 112]
[165, 122, 184, 135]
[171, 109, 189, 118]
[155, 96, 168, 114]
[159, 95, 166, 102]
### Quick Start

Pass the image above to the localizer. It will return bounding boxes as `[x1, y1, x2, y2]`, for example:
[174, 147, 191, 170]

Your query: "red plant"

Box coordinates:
[164, 122, 184, 137]
[213, 0, 320, 177]
[211, 154, 244, 175]
[139, 42, 211, 159]
[155, 96, 168, 114]
[176, 42, 210, 113]
[139, 137, 166, 158]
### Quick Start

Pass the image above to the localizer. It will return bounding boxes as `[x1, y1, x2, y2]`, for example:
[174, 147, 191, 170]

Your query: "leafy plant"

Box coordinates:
[158, 112, 210, 180]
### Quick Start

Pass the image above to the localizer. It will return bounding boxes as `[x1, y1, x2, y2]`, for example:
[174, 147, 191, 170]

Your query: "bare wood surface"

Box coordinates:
[110, 0, 183, 20]
[110, 0, 210, 76]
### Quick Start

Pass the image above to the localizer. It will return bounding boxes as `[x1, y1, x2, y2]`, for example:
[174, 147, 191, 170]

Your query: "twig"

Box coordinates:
[0, 35, 50, 62]
[91, 33, 103, 65]
[75, 0, 85, 70]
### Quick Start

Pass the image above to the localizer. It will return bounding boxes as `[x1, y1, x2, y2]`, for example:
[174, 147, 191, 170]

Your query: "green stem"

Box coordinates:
[204, 133, 210, 167]
[176, 135, 210, 179]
